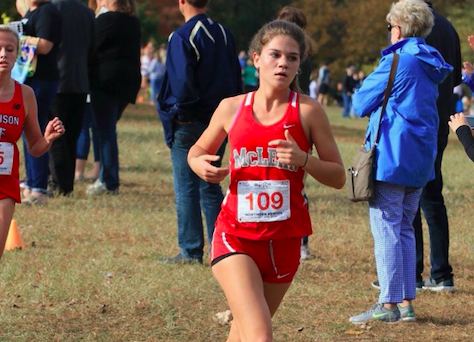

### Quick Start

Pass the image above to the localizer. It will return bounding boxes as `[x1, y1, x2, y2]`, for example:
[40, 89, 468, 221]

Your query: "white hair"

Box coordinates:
[386, 0, 434, 38]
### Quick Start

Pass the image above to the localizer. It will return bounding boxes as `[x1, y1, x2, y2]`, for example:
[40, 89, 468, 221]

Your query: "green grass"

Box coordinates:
[0, 104, 473, 341]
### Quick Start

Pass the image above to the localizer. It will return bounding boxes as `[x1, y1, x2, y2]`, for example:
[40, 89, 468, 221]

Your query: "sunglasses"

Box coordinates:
[387, 23, 401, 31]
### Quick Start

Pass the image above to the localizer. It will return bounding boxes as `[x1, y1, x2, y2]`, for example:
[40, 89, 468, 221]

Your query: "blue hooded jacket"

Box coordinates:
[353, 37, 453, 188]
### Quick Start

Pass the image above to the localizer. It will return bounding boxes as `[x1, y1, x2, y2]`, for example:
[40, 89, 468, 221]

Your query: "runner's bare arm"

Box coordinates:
[269, 96, 345, 189]
[188, 96, 243, 183]
[21, 85, 64, 157]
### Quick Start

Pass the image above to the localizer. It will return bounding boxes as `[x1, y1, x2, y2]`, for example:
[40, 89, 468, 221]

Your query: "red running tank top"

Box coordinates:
[216, 91, 312, 240]
[0, 81, 26, 203]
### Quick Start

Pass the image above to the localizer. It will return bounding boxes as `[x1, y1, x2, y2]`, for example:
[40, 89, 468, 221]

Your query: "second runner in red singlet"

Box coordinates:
[0, 81, 26, 203]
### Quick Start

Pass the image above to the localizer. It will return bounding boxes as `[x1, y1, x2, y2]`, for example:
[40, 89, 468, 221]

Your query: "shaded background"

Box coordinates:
[1, 0, 473, 87]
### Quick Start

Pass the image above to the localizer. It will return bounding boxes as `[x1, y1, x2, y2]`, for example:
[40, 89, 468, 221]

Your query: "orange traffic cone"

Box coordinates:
[4, 219, 24, 251]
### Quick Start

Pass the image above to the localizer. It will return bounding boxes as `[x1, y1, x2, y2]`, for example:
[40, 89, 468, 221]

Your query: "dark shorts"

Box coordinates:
[318, 83, 329, 94]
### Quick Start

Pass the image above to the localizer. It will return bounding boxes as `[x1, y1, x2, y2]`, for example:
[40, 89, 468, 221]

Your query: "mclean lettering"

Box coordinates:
[233, 147, 298, 172]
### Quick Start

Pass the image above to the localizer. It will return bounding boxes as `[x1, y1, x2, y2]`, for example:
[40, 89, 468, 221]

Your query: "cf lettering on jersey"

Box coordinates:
[276, 272, 292, 279]
[233, 147, 298, 172]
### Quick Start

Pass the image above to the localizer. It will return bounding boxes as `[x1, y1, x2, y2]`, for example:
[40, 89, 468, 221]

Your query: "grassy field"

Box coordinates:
[0, 103, 473, 342]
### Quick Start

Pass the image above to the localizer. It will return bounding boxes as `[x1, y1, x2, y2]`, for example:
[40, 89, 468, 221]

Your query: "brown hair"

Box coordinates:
[276, 6, 306, 30]
[116, 0, 137, 16]
[249, 20, 307, 92]
[186, 0, 210, 9]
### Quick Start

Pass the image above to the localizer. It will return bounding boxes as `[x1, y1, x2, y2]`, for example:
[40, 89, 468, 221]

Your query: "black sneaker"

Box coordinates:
[371, 280, 423, 291]
[422, 277, 455, 292]
[158, 253, 203, 265]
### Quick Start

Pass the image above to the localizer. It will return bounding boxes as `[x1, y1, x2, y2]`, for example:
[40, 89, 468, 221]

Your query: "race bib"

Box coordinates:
[237, 180, 290, 222]
[0, 142, 14, 175]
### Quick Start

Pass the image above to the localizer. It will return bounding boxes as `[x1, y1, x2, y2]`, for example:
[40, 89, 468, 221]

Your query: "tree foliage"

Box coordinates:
[207, 0, 293, 52]
[1, 0, 474, 83]
[447, 4, 474, 64]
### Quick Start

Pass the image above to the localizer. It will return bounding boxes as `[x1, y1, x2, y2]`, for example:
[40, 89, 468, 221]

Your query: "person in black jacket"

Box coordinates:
[412, 1, 462, 292]
[48, 0, 95, 195]
[449, 113, 474, 162]
[86, 0, 141, 195]
[20, 0, 61, 205]
[341, 65, 356, 118]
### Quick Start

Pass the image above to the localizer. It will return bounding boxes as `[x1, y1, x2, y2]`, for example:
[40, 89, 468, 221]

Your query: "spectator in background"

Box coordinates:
[453, 84, 464, 113]
[463, 35, 474, 94]
[238, 50, 247, 71]
[447, 36, 474, 163]
[341, 65, 356, 118]
[16, 0, 29, 16]
[158, 43, 167, 63]
[371, 0, 462, 294]
[138, 42, 153, 103]
[357, 70, 365, 87]
[148, 48, 165, 105]
[317, 62, 330, 106]
[86, 0, 141, 196]
[412, 0, 462, 292]
[350, 0, 452, 324]
[349, 69, 363, 118]
[242, 58, 258, 92]
[157, 0, 242, 264]
[333, 82, 343, 107]
[309, 69, 318, 100]
[449, 113, 474, 162]
[20, 0, 61, 205]
[74, 0, 101, 183]
[48, 0, 95, 195]
[74, 96, 100, 182]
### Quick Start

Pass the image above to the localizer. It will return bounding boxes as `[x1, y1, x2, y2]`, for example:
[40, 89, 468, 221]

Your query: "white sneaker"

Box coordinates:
[300, 244, 311, 260]
[86, 180, 118, 196]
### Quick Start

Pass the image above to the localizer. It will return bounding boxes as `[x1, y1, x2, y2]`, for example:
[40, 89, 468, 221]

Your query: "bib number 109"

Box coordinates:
[245, 191, 283, 211]
[237, 180, 290, 222]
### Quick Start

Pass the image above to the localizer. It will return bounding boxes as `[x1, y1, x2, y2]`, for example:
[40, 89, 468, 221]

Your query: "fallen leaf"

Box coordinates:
[345, 329, 364, 335]
[100, 304, 108, 314]
[213, 310, 232, 325]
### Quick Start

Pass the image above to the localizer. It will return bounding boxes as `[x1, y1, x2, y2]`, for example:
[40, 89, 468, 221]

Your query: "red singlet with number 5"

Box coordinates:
[0, 82, 26, 203]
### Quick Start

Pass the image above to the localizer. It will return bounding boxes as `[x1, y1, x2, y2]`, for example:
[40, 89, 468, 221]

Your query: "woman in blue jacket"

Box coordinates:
[349, 0, 452, 324]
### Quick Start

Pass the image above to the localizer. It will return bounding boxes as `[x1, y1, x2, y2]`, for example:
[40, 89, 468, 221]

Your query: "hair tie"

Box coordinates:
[302, 152, 309, 167]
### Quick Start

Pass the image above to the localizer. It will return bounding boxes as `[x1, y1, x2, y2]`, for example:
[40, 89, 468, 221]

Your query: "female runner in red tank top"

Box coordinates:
[0, 25, 64, 260]
[188, 21, 345, 341]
